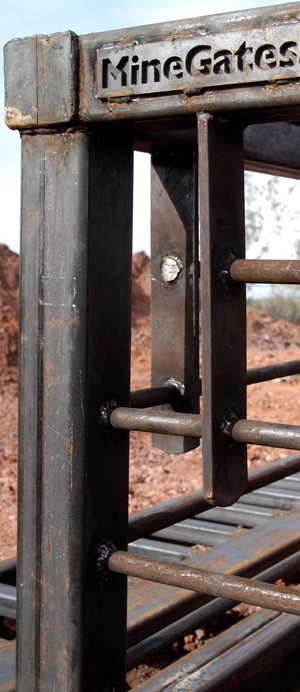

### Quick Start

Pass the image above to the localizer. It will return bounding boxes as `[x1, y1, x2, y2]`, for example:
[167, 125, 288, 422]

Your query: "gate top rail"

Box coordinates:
[4, 1, 300, 131]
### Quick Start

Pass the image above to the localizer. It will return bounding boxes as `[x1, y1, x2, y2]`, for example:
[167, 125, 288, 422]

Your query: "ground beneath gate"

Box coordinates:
[1, 246, 300, 561]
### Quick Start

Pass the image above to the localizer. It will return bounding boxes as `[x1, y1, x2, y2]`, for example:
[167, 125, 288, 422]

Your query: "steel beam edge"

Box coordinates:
[6, 35, 134, 692]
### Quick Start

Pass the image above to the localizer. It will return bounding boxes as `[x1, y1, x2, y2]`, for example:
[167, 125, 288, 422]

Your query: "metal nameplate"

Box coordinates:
[95, 26, 300, 99]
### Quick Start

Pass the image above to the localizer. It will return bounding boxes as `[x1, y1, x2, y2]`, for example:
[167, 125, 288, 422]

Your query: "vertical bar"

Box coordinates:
[83, 130, 133, 691]
[198, 113, 247, 506]
[17, 129, 133, 692]
[151, 153, 199, 453]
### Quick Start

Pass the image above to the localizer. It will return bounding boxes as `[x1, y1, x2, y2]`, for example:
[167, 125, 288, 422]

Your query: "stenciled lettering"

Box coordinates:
[280, 41, 297, 67]
[255, 43, 277, 70]
[141, 59, 160, 84]
[102, 56, 128, 88]
[235, 42, 253, 73]
[163, 56, 184, 80]
[131, 55, 139, 85]
[213, 49, 232, 74]
[186, 45, 212, 76]
[95, 31, 300, 98]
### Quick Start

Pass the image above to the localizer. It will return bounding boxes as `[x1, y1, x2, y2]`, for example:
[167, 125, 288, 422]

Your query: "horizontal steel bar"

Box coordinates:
[199, 504, 275, 528]
[126, 549, 300, 670]
[129, 360, 300, 408]
[128, 453, 300, 542]
[246, 359, 300, 385]
[152, 518, 239, 547]
[111, 407, 300, 450]
[239, 487, 300, 512]
[129, 538, 187, 562]
[129, 385, 179, 409]
[230, 259, 300, 284]
[110, 407, 202, 436]
[232, 419, 300, 450]
[109, 551, 300, 616]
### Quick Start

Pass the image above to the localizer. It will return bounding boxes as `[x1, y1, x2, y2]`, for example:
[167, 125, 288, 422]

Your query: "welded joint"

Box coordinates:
[221, 408, 239, 445]
[163, 377, 186, 399]
[99, 400, 118, 430]
[96, 542, 117, 580]
[218, 250, 236, 290]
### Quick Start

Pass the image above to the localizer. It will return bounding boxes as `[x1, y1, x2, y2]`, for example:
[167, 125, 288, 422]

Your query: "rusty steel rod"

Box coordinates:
[246, 359, 300, 386]
[232, 419, 300, 450]
[229, 259, 300, 284]
[129, 386, 179, 409]
[126, 549, 300, 669]
[109, 551, 300, 616]
[111, 407, 300, 451]
[110, 407, 202, 437]
[130, 360, 300, 407]
[128, 453, 300, 542]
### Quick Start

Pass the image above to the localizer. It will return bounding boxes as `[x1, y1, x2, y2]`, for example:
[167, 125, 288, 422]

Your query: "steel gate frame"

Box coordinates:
[4, 2, 300, 690]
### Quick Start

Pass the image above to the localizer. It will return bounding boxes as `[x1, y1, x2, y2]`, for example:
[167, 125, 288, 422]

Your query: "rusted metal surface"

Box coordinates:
[6, 8, 300, 691]
[244, 122, 300, 180]
[232, 419, 300, 449]
[109, 550, 300, 615]
[17, 133, 89, 692]
[246, 359, 300, 385]
[4, 32, 78, 129]
[198, 112, 247, 506]
[151, 518, 241, 548]
[17, 130, 134, 692]
[127, 507, 300, 647]
[134, 608, 300, 692]
[128, 454, 300, 542]
[230, 259, 300, 284]
[126, 549, 300, 669]
[151, 153, 199, 453]
[129, 385, 179, 408]
[110, 407, 202, 436]
[111, 406, 300, 452]
[79, 3, 300, 124]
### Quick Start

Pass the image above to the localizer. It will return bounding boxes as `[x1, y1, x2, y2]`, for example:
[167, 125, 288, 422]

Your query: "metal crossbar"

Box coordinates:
[4, 2, 300, 690]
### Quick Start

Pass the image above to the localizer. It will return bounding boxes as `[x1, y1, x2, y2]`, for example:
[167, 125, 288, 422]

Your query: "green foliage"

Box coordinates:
[248, 287, 300, 325]
[244, 173, 298, 257]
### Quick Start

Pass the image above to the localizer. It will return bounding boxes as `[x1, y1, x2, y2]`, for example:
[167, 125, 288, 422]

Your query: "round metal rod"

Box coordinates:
[230, 259, 300, 284]
[126, 549, 300, 669]
[110, 407, 202, 437]
[109, 551, 300, 616]
[111, 407, 300, 451]
[129, 360, 300, 407]
[246, 359, 300, 386]
[128, 453, 300, 542]
[129, 386, 179, 409]
[232, 419, 300, 450]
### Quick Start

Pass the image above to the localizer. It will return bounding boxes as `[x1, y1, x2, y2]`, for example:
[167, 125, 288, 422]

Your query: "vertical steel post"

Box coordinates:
[198, 113, 247, 506]
[5, 34, 133, 692]
[151, 153, 200, 453]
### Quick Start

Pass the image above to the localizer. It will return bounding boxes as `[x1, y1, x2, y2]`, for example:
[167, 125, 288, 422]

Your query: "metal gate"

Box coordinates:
[4, 2, 300, 690]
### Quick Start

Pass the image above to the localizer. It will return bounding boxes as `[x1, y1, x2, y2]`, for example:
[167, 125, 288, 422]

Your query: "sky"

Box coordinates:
[1, 0, 300, 261]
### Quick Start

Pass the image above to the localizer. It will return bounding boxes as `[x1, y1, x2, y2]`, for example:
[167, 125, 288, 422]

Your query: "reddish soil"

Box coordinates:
[1, 247, 300, 562]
